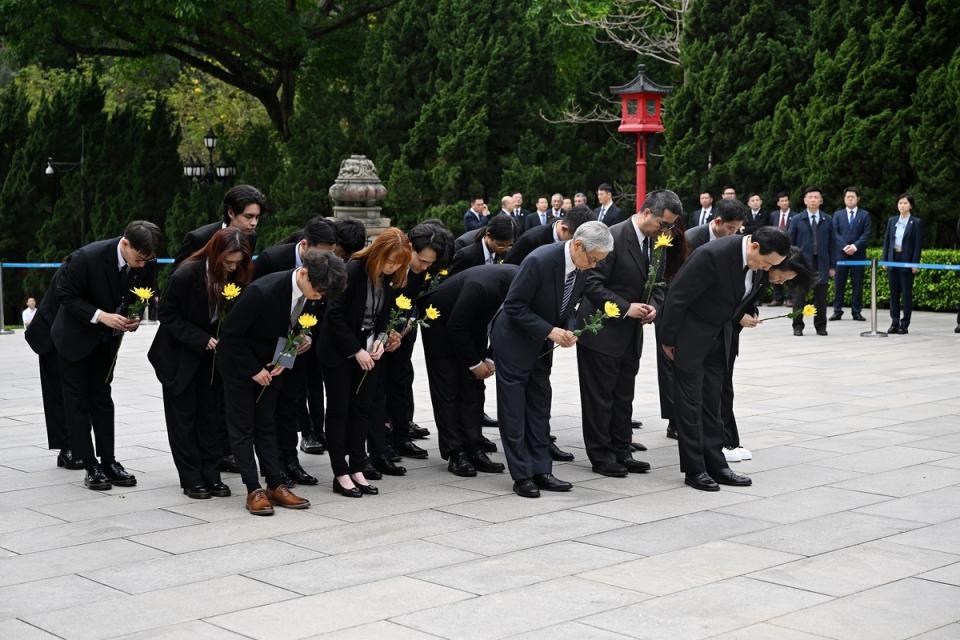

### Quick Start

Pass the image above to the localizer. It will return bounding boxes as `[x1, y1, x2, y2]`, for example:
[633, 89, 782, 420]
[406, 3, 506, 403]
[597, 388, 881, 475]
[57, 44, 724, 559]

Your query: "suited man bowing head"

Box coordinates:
[505, 205, 597, 265]
[685, 198, 745, 252]
[490, 221, 614, 498]
[254, 216, 336, 280]
[174, 185, 265, 266]
[217, 249, 346, 515]
[449, 214, 515, 273]
[578, 190, 683, 479]
[661, 227, 789, 492]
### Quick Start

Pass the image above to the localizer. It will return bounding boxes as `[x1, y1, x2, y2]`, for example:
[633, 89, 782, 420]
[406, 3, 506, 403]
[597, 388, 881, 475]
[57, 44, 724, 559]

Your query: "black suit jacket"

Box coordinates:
[24, 267, 64, 356]
[767, 209, 797, 231]
[463, 209, 488, 232]
[688, 207, 714, 229]
[450, 241, 488, 274]
[454, 228, 482, 251]
[174, 221, 257, 267]
[578, 220, 663, 359]
[147, 260, 217, 394]
[420, 264, 519, 369]
[684, 224, 711, 252]
[882, 215, 924, 263]
[523, 211, 553, 231]
[743, 210, 765, 234]
[595, 203, 624, 226]
[218, 270, 315, 381]
[491, 241, 586, 365]
[253, 242, 297, 280]
[504, 223, 555, 265]
[315, 259, 391, 366]
[51, 237, 157, 362]
[660, 235, 749, 372]
[789, 211, 838, 283]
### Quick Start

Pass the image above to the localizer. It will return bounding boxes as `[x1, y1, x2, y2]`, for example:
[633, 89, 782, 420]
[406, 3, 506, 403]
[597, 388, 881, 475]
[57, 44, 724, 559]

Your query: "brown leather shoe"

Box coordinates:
[267, 484, 311, 509]
[246, 489, 274, 516]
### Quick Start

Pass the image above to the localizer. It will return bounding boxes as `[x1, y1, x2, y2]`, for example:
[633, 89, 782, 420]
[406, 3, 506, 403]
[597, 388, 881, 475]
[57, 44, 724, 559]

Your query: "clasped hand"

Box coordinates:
[626, 302, 656, 323]
[99, 312, 139, 332]
[549, 327, 577, 348]
[252, 364, 284, 386]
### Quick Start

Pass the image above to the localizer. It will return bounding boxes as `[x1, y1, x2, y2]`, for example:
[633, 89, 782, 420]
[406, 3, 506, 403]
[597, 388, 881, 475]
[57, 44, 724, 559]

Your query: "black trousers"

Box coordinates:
[368, 329, 417, 456]
[833, 263, 865, 314]
[793, 260, 828, 331]
[298, 352, 325, 442]
[423, 345, 484, 460]
[673, 335, 729, 475]
[577, 344, 637, 465]
[889, 261, 915, 328]
[162, 355, 222, 489]
[222, 375, 285, 492]
[275, 354, 309, 465]
[496, 349, 553, 481]
[59, 339, 118, 469]
[721, 332, 740, 449]
[654, 321, 674, 421]
[324, 358, 379, 476]
[38, 350, 68, 450]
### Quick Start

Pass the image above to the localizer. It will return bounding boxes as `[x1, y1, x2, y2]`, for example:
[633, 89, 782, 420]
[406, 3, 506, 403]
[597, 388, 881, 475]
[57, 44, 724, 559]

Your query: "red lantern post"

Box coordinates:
[610, 66, 671, 206]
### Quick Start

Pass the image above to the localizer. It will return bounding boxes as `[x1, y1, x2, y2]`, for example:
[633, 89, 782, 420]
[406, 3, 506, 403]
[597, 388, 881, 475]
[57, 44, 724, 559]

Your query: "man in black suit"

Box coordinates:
[252, 217, 338, 486]
[789, 186, 837, 336]
[331, 217, 367, 259]
[744, 194, 765, 235]
[217, 250, 346, 515]
[173, 185, 265, 266]
[830, 187, 872, 321]
[505, 206, 597, 265]
[767, 191, 798, 305]
[685, 199, 746, 252]
[594, 183, 624, 226]
[491, 221, 614, 498]
[550, 193, 565, 220]
[578, 190, 683, 477]
[420, 264, 517, 477]
[523, 196, 553, 231]
[510, 192, 530, 222]
[660, 227, 790, 491]
[52, 221, 162, 490]
[688, 191, 714, 229]
[24, 268, 84, 469]
[449, 215, 515, 273]
[462, 197, 489, 232]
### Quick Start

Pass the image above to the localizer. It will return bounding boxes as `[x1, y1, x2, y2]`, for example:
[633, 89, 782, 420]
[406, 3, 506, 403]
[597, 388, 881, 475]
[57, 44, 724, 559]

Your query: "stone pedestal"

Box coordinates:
[329, 155, 389, 240]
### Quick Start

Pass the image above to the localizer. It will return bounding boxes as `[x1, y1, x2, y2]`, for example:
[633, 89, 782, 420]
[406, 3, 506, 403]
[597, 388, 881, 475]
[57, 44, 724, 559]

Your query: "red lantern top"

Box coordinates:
[610, 65, 671, 134]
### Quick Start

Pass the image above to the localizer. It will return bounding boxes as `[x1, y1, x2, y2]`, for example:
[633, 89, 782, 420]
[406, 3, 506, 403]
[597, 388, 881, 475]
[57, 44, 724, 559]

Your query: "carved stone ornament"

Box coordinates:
[328, 155, 388, 205]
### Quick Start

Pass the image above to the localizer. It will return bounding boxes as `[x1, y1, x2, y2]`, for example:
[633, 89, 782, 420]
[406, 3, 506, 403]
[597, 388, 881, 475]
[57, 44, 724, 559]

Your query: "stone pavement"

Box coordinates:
[1, 310, 959, 640]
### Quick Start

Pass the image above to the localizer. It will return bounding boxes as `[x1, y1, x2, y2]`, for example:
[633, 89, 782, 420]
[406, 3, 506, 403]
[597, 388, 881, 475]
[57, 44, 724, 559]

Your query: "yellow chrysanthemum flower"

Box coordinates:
[654, 234, 674, 249]
[603, 301, 621, 318]
[425, 305, 441, 321]
[424, 273, 432, 281]
[298, 313, 319, 329]
[395, 295, 413, 310]
[130, 287, 155, 302]
[222, 283, 242, 300]
[438, 269, 449, 277]
[802, 304, 816, 317]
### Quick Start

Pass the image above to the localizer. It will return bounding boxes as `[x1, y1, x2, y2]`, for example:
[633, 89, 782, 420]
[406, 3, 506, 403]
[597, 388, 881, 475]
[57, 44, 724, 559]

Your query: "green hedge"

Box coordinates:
[825, 248, 960, 312]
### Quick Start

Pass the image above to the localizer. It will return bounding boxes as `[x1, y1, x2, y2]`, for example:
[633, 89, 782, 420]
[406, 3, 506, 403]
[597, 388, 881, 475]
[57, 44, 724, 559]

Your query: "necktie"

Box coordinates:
[848, 210, 854, 226]
[779, 212, 787, 230]
[642, 237, 650, 262]
[290, 294, 305, 327]
[118, 265, 131, 308]
[540, 213, 546, 225]
[560, 270, 577, 318]
[599, 207, 606, 223]
[701, 209, 709, 226]
[810, 215, 819, 256]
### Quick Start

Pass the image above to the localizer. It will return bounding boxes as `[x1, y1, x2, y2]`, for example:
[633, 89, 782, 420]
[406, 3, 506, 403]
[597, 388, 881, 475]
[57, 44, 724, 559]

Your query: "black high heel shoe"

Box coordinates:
[332, 478, 362, 498]
[351, 475, 379, 495]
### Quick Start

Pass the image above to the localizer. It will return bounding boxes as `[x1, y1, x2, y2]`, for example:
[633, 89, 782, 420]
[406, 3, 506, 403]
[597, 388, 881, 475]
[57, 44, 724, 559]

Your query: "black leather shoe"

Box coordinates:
[84, 465, 112, 490]
[103, 461, 137, 487]
[361, 461, 383, 480]
[383, 445, 402, 462]
[208, 482, 231, 497]
[513, 478, 540, 498]
[816, 328, 828, 336]
[409, 423, 430, 439]
[852, 313, 866, 321]
[630, 442, 647, 452]
[711, 468, 752, 486]
[286, 462, 319, 486]
[631, 419, 643, 429]
[183, 484, 211, 499]
[592, 462, 628, 477]
[684, 472, 719, 492]
[533, 473, 572, 491]
[899, 327, 909, 334]
[793, 328, 803, 336]
[219, 455, 241, 474]
[829, 312, 842, 321]
[56, 449, 85, 470]
[471, 450, 505, 473]
[550, 442, 574, 462]
[396, 440, 429, 459]
[299, 436, 326, 455]
[332, 478, 361, 498]
[448, 452, 477, 477]
[372, 454, 407, 476]
[618, 456, 651, 473]
[887, 324, 901, 334]
[353, 478, 379, 495]
[481, 435, 498, 453]
[955, 324, 960, 334]
[666, 421, 678, 440]
[277, 472, 296, 489]
[481, 413, 498, 428]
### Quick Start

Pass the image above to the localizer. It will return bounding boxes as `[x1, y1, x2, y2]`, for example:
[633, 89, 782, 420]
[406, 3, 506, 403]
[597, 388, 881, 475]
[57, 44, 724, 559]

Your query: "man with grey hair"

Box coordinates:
[578, 190, 683, 477]
[574, 192, 588, 207]
[550, 193, 565, 219]
[491, 221, 613, 498]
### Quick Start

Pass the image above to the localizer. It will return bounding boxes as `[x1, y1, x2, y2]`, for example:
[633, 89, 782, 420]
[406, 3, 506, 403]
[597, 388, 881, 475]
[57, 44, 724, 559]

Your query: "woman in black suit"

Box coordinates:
[148, 228, 253, 498]
[317, 228, 412, 497]
[883, 193, 924, 334]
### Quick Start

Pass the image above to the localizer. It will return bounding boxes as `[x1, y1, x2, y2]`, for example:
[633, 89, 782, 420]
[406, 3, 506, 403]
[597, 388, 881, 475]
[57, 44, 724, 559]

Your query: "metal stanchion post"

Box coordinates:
[860, 257, 887, 338]
[0, 263, 13, 335]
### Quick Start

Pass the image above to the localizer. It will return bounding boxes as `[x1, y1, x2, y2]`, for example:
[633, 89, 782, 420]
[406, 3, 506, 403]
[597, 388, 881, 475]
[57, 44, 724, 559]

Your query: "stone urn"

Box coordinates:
[328, 155, 390, 240]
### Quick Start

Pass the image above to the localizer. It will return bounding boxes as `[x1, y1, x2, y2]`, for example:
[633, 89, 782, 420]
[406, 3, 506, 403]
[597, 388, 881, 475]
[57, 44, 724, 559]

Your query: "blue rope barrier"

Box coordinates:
[836, 260, 871, 266]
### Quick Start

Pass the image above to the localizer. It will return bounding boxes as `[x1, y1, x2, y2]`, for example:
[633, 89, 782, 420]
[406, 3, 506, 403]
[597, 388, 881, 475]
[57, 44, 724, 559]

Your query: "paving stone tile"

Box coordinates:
[304, 621, 448, 639]
[789, 428, 925, 453]
[573, 486, 757, 524]
[392, 576, 649, 640]
[0, 538, 167, 588]
[0, 619, 62, 639]
[0, 507, 65, 533]
[31, 486, 200, 521]
[709, 623, 832, 640]
[208, 577, 472, 639]
[854, 486, 960, 524]
[0, 483, 104, 511]
[507, 622, 636, 640]
[919, 562, 960, 588]
[729, 464, 866, 497]
[886, 518, 960, 555]
[713, 486, 890, 523]
[437, 486, 622, 523]
[813, 446, 954, 474]
[308, 485, 492, 523]
[580, 577, 830, 640]
[828, 463, 960, 497]
[0, 574, 123, 619]
[110, 620, 249, 639]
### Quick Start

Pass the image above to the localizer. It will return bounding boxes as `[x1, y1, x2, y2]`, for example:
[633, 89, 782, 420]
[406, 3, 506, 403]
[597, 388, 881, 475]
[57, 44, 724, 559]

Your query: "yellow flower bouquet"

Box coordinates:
[761, 304, 816, 323]
[258, 313, 318, 402]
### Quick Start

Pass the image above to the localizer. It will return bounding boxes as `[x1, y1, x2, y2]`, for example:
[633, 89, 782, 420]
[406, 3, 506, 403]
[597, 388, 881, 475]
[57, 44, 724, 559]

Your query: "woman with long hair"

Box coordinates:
[316, 228, 413, 497]
[148, 228, 253, 499]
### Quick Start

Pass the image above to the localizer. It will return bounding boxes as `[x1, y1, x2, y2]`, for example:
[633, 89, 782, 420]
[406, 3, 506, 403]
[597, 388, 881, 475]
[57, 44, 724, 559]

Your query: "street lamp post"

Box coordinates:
[183, 128, 237, 182]
[44, 125, 87, 243]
